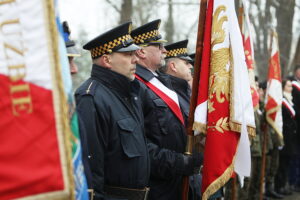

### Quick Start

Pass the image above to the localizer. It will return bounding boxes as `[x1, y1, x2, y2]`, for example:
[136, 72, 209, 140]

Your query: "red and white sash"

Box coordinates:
[282, 98, 296, 118]
[135, 74, 185, 125]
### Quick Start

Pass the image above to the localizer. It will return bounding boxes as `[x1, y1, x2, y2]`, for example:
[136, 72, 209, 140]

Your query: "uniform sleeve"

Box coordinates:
[140, 86, 202, 180]
[76, 95, 108, 200]
[147, 139, 202, 180]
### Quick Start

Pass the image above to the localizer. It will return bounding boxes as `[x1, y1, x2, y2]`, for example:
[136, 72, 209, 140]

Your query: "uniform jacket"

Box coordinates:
[291, 80, 300, 155]
[281, 97, 298, 156]
[75, 65, 150, 200]
[169, 75, 191, 124]
[169, 75, 204, 200]
[136, 65, 200, 200]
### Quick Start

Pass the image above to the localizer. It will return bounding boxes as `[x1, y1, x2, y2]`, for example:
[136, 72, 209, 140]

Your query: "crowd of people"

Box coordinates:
[224, 71, 300, 200]
[63, 19, 300, 200]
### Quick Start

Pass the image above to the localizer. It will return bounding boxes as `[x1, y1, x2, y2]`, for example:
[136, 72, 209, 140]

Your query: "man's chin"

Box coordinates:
[128, 74, 135, 81]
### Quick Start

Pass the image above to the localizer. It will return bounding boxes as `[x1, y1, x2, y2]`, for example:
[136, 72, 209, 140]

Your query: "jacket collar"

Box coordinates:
[136, 64, 173, 88]
[168, 75, 189, 93]
[169, 75, 191, 96]
[91, 64, 139, 97]
[136, 64, 156, 81]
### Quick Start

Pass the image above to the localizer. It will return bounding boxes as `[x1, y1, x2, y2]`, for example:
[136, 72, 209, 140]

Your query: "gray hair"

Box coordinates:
[159, 58, 175, 73]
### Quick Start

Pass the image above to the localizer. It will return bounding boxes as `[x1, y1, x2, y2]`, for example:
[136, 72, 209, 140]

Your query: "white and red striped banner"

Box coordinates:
[194, 0, 255, 199]
[265, 30, 283, 144]
[241, 0, 259, 110]
[0, 0, 72, 199]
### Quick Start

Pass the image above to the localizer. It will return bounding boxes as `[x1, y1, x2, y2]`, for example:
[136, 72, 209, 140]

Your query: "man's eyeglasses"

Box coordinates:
[141, 43, 164, 50]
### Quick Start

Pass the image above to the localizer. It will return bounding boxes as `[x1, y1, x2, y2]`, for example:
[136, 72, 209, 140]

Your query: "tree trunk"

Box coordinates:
[119, 0, 132, 24]
[276, 0, 295, 77]
[250, 0, 272, 81]
[165, 0, 174, 43]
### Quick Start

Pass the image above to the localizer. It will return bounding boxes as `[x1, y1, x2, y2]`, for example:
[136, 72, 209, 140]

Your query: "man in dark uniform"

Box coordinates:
[289, 66, 300, 191]
[160, 40, 193, 110]
[131, 20, 202, 200]
[160, 40, 201, 200]
[75, 22, 150, 200]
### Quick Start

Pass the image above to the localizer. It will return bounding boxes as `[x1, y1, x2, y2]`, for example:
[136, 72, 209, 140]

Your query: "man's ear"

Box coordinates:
[101, 54, 112, 69]
[169, 61, 177, 73]
[136, 48, 146, 59]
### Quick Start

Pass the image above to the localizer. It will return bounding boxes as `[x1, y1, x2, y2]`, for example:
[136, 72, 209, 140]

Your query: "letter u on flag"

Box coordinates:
[192, 0, 256, 199]
[0, 0, 88, 199]
[265, 30, 283, 145]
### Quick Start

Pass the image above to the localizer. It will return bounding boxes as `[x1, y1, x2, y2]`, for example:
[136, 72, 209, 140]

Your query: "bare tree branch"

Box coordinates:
[185, 19, 198, 39]
[158, 1, 199, 5]
[105, 0, 121, 13]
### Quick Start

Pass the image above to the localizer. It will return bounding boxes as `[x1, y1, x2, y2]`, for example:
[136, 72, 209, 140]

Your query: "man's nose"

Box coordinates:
[70, 62, 78, 74]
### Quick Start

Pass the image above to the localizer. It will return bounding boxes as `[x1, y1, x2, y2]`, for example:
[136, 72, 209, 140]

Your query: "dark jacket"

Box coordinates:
[281, 97, 298, 156]
[169, 75, 191, 124]
[75, 65, 150, 200]
[169, 75, 204, 200]
[291, 80, 300, 155]
[136, 65, 202, 200]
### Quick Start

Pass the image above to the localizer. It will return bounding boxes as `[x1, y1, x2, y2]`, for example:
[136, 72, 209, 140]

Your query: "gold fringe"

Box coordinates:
[202, 159, 235, 200]
[229, 121, 256, 138]
[193, 122, 207, 134]
[247, 126, 256, 138]
[46, 0, 75, 199]
[266, 113, 284, 146]
[229, 121, 241, 132]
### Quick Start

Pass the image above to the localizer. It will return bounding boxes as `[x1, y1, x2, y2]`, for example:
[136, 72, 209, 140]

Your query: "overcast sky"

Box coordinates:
[58, 0, 201, 52]
[58, 0, 300, 56]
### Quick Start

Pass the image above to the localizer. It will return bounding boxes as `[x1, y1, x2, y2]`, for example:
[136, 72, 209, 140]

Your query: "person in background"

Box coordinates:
[75, 22, 150, 200]
[247, 78, 270, 200]
[275, 79, 297, 195]
[160, 39, 193, 113]
[62, 21, 80, 74]
[288, 66, 300, 191]
[160, 40, 198, 200]
[187, 53, 195, 89]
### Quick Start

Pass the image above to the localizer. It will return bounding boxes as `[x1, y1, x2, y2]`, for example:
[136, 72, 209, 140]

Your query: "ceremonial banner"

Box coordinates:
[265, 30, 283, 144]
[193, 0, 255, 199]
[0, 0, 74, 199]
[55, 6, 89, 200]
[193, 0, 213, 134]
[241, 0, 259, 110]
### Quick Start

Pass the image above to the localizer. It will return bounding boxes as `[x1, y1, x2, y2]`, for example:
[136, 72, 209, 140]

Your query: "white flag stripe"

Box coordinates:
[228, 0, 253, 179]
[0, 0, 53, 89]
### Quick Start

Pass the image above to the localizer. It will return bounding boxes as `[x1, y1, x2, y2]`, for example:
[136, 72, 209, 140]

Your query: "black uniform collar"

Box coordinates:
[169, 75, 191, 95]
[91, 64, 138, 97]
[169, 75, 189, 92]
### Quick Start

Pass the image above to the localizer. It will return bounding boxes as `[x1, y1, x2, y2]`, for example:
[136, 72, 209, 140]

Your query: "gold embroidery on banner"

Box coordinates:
[207, 99, 215, 113]
[208, 5, 230, 114]
[207, 117, 229, 133]
[0, 0, 15, 5]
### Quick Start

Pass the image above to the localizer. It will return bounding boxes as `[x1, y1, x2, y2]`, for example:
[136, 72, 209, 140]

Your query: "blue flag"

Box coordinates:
[55, 1, 89, 199]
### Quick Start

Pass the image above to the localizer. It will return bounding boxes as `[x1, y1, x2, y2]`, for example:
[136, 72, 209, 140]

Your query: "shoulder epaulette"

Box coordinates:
[86, 81, 94, 94]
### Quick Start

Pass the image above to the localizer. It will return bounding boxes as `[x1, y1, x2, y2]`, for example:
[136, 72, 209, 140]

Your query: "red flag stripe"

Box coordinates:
[0, 75, 64, 199]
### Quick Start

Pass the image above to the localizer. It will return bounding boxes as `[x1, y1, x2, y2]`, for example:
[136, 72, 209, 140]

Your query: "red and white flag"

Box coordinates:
[192, 0, 255, 199]
[265, 30, 283, 144]
[241, 0, 259, 110]
[0, 0, 73, 199]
